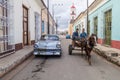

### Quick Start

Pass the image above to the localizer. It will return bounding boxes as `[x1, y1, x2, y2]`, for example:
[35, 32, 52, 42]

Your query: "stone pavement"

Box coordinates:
[0, 46, 33, 78]
[94, 44, 120, 66]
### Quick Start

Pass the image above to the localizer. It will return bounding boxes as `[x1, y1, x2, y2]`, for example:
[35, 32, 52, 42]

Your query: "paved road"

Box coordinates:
[5, 39, 120, 80]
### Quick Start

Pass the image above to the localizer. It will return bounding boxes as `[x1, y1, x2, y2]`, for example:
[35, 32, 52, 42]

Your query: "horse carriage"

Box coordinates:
[68, 35, 95, 65]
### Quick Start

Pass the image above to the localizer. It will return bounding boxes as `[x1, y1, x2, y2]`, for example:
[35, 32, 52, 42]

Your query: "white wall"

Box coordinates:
[13, 0, 42, 44]
[13, 0, 23, 44]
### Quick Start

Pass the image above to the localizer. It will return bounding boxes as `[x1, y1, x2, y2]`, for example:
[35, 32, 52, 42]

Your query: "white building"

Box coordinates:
[0, 0, 46, 54]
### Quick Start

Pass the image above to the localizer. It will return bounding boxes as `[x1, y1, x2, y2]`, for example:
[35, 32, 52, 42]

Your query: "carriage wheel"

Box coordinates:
[69, 45, 72, 55]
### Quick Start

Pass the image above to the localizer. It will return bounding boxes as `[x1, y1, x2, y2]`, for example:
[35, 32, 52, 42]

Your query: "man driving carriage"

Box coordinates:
[72, 28, 88, 48]
[72, 28, 79, 49]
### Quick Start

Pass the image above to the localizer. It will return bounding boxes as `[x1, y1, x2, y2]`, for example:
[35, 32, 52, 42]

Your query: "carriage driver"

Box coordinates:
[80, 28, 88, 40]
[72, 28, 79, 49]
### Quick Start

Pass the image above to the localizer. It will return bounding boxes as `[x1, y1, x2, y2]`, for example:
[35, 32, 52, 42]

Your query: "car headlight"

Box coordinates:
[34, 44, 39, 48]
[56, 44, 61, 48]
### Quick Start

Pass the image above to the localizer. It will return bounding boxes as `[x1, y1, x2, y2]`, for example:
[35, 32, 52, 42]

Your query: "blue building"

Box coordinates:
[73, 0, 120, 49]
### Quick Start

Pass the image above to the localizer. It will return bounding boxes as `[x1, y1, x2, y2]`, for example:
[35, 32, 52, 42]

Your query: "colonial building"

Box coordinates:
[72, 0, 120, 49]
[0, 0, 55, 55]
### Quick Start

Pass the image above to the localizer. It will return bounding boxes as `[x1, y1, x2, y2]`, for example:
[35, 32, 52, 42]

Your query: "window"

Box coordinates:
[42, 21, 44, 33]
[0, 0, 7, 52]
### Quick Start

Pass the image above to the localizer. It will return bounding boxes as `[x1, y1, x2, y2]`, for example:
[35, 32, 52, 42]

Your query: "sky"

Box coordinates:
[43, 0, 95, 31]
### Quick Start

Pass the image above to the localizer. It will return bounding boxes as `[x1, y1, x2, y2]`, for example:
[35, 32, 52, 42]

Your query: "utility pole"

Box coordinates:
[87, 0, 89, 34]
[52, 4, 63, 34]
[55, 16, 61, 34]
[52, 4, 55, 20]
[56, 19, 58, 34]
[47, 0, 50, 34]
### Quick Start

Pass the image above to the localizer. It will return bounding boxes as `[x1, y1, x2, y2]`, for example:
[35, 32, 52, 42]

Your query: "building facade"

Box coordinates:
[72, 0, 120, 49]
[0, 0, 54, 55]
[41, 7, 56, 35]
[73, 12, 87, 34]
[88, 0, 120, 49]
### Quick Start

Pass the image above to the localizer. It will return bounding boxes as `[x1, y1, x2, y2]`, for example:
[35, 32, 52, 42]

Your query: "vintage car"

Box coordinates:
[33, 35, 62, 56]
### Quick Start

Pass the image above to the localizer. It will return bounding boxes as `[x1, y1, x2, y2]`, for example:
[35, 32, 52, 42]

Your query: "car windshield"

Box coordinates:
[41, 35, 59, 41]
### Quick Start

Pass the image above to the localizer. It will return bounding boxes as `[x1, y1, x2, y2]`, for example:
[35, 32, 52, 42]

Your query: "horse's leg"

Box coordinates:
[88, 50, 92, 65]
[85, 48, 92, 65]
[85, 48, 88, 60]
[88, 53, 91, 65]
[81, 47, 84, 57]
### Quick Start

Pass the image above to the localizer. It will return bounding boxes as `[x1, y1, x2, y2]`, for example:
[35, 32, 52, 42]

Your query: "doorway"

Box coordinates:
[104, 9, 112, 45]
[23, 6, 29, 46]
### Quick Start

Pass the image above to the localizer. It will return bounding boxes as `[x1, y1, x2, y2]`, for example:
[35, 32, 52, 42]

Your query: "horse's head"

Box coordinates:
[88, 35, 95, 47]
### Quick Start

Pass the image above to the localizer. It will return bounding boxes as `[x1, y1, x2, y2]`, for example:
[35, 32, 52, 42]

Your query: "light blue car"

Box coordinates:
[34, 35, 62, 57]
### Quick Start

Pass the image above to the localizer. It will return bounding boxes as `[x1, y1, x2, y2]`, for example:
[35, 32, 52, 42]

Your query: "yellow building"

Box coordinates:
[68, 21, 73, 36]
[41, 5, 55, 35]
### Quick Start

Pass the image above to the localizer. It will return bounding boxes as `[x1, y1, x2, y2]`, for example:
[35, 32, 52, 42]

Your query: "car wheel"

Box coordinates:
[69, 44, 72, 55]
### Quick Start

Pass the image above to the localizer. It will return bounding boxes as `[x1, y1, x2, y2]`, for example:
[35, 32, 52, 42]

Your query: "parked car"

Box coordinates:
[66, 34, 71, 39]
[33, 35, 62, 57]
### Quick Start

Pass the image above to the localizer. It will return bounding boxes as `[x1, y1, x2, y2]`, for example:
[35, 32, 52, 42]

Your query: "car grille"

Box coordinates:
[36, 49, 60, 51]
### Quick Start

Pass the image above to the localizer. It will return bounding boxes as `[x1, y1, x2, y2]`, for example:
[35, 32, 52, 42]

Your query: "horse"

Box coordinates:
[84, 34, 95, 65]
[74, 34, 95, 65]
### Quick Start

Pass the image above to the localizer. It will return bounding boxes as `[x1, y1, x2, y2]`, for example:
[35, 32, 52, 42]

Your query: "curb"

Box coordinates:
[93, 47, 120, 67]
[0, 51, 33, 78]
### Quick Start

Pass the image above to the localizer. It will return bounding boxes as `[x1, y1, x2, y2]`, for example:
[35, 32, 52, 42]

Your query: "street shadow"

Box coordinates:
[34, 55, 62, 59]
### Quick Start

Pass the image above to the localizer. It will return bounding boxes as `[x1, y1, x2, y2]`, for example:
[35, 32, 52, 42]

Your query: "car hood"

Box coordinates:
[35, 40, 60, 49]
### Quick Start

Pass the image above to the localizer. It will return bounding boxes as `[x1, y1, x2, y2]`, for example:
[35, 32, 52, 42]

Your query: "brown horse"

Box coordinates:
[75, 34, 95, 65]
[85, 35, 95, 65]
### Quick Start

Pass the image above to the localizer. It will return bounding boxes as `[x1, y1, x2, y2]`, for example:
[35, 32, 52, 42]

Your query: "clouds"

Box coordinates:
[43, 0, 95, 31]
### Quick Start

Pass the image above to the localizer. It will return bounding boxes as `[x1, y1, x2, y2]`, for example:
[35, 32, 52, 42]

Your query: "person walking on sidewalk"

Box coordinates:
[72, 28, 79, 49]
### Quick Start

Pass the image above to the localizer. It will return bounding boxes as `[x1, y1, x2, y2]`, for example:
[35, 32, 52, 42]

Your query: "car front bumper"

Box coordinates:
[33, 50, 61, 56]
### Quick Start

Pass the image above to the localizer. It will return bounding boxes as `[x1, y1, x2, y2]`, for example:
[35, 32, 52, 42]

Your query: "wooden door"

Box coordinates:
[23, 6, 28, 45]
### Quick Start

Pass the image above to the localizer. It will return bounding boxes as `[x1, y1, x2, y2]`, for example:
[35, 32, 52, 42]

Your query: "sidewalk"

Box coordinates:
[94, 44, 120, 66]
[0, 46, 33, 78]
